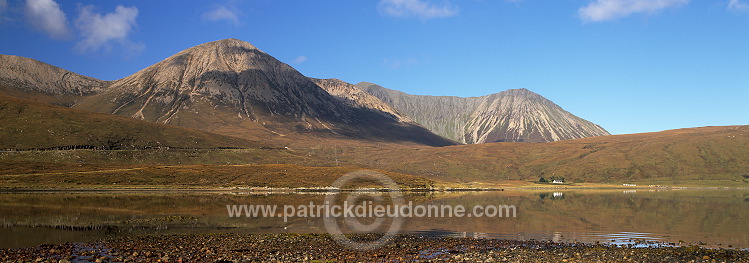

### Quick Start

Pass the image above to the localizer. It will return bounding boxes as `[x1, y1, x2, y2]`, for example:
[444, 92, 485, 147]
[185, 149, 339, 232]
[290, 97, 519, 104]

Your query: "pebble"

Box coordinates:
[0, 233, 747, 262]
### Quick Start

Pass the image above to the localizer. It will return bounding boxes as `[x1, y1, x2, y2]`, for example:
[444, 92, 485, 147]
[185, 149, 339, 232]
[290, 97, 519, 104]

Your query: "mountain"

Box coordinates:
[0, 39, 602, 146]
[72, 39, 454, 146]
[0, 55, 108, 106]
[357, 82, 609, 143]
[0, 94, 261, 150]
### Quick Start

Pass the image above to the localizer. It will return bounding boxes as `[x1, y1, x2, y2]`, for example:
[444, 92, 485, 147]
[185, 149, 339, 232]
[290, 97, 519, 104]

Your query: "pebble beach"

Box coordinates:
[2, 233, 749, 262]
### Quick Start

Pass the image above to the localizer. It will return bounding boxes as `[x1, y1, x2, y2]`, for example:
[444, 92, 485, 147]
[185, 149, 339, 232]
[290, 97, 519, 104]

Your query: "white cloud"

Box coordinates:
[202, 6, 240, 25]
[74, 5, 142, 54]
[729, 0, 749, 12]
[578, 0, 688, 22]
[24, 0, 71, 40]
[292, 56, 308, 64]
[378, 0, 458, 20]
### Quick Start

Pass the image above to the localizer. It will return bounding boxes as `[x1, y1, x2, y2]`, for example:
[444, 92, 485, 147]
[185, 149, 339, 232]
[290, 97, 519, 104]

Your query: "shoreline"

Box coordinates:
[1, 185, 748, 193]
[1, 233, 747, 262]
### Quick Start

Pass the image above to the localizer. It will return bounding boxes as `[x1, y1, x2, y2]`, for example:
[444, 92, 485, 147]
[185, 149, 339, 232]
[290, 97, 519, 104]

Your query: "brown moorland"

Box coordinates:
[0, 163, 434, 189]
[317, 125, 749, 186]
[0, 95, 264, 150]
[2, 125, 747, 188]
[1, 93, 748, 188]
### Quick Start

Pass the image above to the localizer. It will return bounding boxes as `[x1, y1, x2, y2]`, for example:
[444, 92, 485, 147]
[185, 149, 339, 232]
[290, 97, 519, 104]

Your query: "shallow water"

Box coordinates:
[1, 189, 747, 249]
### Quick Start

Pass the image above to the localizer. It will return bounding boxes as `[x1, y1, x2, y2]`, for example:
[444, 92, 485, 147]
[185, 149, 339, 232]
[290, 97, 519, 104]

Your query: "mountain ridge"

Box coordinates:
[310, 78, 413, 123]
[0, 54, 109, 106]
[357, 82, 609, 143]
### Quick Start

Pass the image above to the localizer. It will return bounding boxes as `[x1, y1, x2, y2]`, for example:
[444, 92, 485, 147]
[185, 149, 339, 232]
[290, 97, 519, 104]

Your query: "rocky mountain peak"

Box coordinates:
[208, 38, 259, 49]
[143, 38, 273, 77]
[485, 88, 555, 108]
[495, 88, 543, 100]
[77, 38, 333, 125]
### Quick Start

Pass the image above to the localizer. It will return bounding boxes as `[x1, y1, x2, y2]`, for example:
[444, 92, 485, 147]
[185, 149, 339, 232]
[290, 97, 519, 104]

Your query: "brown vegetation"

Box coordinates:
[0, 95, 263, 150]
[322, 125, 749, 185]
[0, 163, 433, 189]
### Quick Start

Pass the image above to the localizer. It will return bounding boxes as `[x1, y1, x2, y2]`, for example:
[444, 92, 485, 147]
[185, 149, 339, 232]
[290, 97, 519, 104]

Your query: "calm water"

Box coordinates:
[1, 189, 748, 249]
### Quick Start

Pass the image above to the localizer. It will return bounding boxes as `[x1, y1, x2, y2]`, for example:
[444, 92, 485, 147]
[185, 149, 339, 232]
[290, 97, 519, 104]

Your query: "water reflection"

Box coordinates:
[0, 189, 747, 249]
[537, 192, 565, 200]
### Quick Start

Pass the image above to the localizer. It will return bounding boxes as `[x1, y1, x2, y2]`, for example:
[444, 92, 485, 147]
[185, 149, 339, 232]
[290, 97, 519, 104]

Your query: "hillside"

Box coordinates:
[0, 95, 262, 150]
[0, 55, 108, 106]
[328, 125, 749, 185]
[357, 82, 610, 143]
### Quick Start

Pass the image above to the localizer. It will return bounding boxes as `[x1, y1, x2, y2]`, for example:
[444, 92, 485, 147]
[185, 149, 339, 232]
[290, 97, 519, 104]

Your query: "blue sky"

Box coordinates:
[0, 0, 747, 135]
